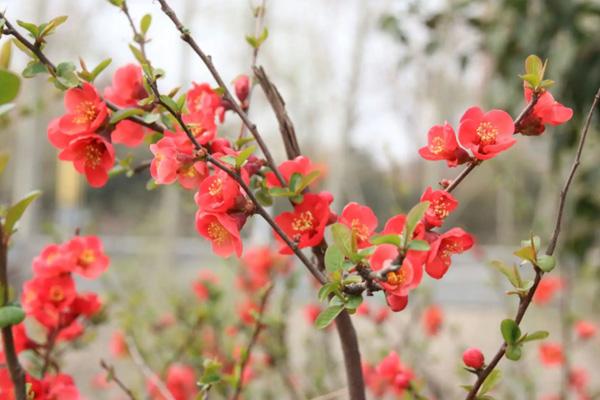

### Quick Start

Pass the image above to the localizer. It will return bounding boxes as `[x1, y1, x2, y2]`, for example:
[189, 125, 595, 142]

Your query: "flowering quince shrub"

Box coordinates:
[0, 2, 598, 400]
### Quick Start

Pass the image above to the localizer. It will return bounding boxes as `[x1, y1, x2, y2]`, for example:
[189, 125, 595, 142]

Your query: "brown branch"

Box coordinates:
[125, 335, 175, 400]
[155, 0, 286, 186]
[100, 359, 136, 400]
[0, 225, 27, 400]
[446, 93, 540, 194]
[465, 87, 600, 400]
[231, 284, 274, 400]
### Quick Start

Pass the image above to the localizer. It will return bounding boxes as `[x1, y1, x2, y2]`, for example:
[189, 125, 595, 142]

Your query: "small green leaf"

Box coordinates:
[55, 62, 79, 88]
[404, 201, 429, 243]
[315, 305, 344, 329]
[255, 188, 272, 206]
[16, 20, 39, 38]
[0, 305, 26, 328]
[4, 190, 42, 235]
[159, 95, 179, 112]
[235, 136, 255, 149]
[370, 234, 401, 247]
[525, 55, 543, 76]
[89, 58, 112, 82]
[288, 172, 303, 193]
[536, 255, 556, 272]
[129, 44, 146, 64]
[39, 15, 68, 38]
[318, 282, 339, 302]
[109, 108, 145, 124]
[331, 223, 354, 258]
[345, 295, 363, 312]
[480, 369, 502, 395]
[490, 261, 521, 288]
[145, 179, 158, 190]
[500, 319, 521, 345]
[22, 61, 47, 78]
[505, 344, 522, 361]
[140, 14, 152, 35]
[0, 69, 21, 104]
[520, 330, 549, 343]
[514, 246, 536, 264]
[268, 187, 294, 198]
[235, 145, 256, 168]
[407, 239, 430, 251]
[296, 170, 321, 192]
[324, 245, 344, 273]
[0, 40, 12, 69]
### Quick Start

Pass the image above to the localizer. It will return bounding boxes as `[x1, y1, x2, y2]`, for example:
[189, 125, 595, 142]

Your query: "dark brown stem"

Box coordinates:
[446, 94, 540, 194]
[100, 359, 136, 400]
[155, 0, 286, 186]
[333, 311, 366, 400]
[465, 87, 600, 400]
[232, 284, 274, 400]
[0, 225, 27, 400]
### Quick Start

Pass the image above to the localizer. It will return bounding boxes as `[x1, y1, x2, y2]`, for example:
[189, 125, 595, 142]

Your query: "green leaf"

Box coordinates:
[39, 15, 68, 38]
[490, 261, 521, 288]
[331, 223, 354, 258]
[268, 187, 294, 198]
[55, 62, 79, 89]
[108, 0, 124, 7]
[500, 319, 521, 345]
[16, 20, 39, 38]
[324, 245, 344, 273]
[129, 44, 145, 64]
[318, 282, 339, 302]
[525, 55, 543, 77]
[4, 190, 42, 235]
[505, 344, 522, 361]
[0, 69, 21, 104]
[296, 170, 320, 193]
[140, 14, 152, 35]
[255, 188, 273, 206]
[288, 172, 303, 193]
[160, 95, 179, 112]
[480, 369, 502, 395]
[0, 305, 26, 328]
[345, 295, 363, 312]
[22, 61, 47, 78]
[109, 108, 145, 124]
[520, 330, 549, 343]
[407, 239, 430, 251]
[234, 136, 255, 149]
[235, 145, 256, 168]
[370, 234, 401, 247]
[315, 304, 344, 329]
[404, 201, 429, 243]
[0, 40, 12, 69]
[0, 153, 9, 176]
[536, 255, 556, 273]
[514, 246, 536, 264]
[145, 179, 158, 191]
[88, 58, 112, 82]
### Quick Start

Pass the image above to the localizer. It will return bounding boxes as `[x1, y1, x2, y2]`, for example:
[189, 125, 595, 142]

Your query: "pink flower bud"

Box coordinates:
[234, 75, 250, 102]
[463, 348, 484, 369]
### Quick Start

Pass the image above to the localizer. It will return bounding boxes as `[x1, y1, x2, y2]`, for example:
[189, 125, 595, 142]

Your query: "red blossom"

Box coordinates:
[370, 244, 422, 312]
[195, 212, 243, 257]
[66, 235, 110, 279]
[458, 106, 515, 160]
[234, 74, 250, 102]
[574, 320, 597, 340]
[425, 228, 474, 279]
[274, 192, 333, 254]
[59, 82, 108, 135]
[418, 122, 469, 167]
[338, 202, 378, 248]
[533, 276, 564, 305]
[104, 63, 147, 107]
[58, 134, 115, 188]
[111, 119, 146, 147]
[110, 330, 128, 358]
[539, 342, 564, 367]
[519, 87, 573, 136]
[150, 135, 209, 189]
[374, 352, 415, 395]
[266, 155, 320, 188]
[195, 171, 241, 213]
[22, 274, 77, 328]
[422, 304, 444, 336]
[420, 187, 458, 228]
[182, 110, 217, 145]
[304, 304, 322, 325]
[193, 270, 219, 301]
[32, 243, 76, 277]
[463, 347, 485, 369]
[186, 82, 225, 122]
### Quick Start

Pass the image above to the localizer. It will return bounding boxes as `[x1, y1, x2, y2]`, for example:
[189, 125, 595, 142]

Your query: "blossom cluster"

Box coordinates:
[363, 352, 415, 397]
[0, 235, 109, 399]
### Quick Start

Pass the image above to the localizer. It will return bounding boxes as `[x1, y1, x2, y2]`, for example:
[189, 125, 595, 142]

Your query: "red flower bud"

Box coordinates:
[234, 75, 250, 102]
[463, 348, 485, 369]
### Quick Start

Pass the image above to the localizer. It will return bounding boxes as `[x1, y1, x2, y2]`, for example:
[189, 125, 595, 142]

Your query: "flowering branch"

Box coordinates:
[155, 0, 286, 186]
[99, 359, 136, 400]
[232, 283, 274, 400]
[125, 335, 175, 400]
[465, 87, 600, 400]
[0, 225, 26, 400]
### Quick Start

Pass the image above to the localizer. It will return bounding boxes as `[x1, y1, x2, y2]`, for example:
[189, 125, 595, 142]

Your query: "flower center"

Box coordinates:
[208, 178, 223, 196]
[207, 222, 229, 245]
[440, 241, 462, 265]
[85, 143, 103, 168]
[386, 268, 407, 287]
[291, 211, 314, 232]
[80, 249, 96, 265]
[430, 136, 445, 154]
[432, 199, 449, 219]
[476, 121, 498, 144]
[49, 286, 65, 302]
[351, 219, 369, 242]
[74, 101, 98, 124]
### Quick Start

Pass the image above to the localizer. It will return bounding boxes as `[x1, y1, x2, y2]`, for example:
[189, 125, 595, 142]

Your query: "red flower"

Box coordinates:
[425, 228, 474, 279]
[375, 352, 415, 395]
[533, 276, 563, 305]
[238, 299, 259, 325]
[58, 134, 115, 188]
[338, 202, 378, 248]
[420, 187, 458, 228]
[66, 235, 110, 279]
[150, 135, 208, 189]
[266, 155, 320, 188]
[304, 304, 322, 325]
[382, 214, 428, 269]
[519, 87, 573, 136]
[195, 171, 241, 213]
[110, 330, 128, 358]
[39, 373, 81, 400]
[373, 307, 390, 324]
[166, 364, 197, 400]
[186, 82, 224, 122]
[182, 110, 217, 145]
[539, 342, 564, 367]
[418, 122, 469, 167]
[32, 243, 76, 277]
[59, 82, 108, 135]
[274, 192, 333, 254]
[234, 75, 250, 102]
[422, 304, 443, 336]
[22, 274, 77, 328]
[195, 212, 243, 257]
[111, 120, 146, 147]
[193, 270, 219, 301]
[575, 320, 597, 340]
[463, 348, 485, 369]
[458, 107, 515, 160]
[370, 244, 422, 312]
[104, 64, 147, 107]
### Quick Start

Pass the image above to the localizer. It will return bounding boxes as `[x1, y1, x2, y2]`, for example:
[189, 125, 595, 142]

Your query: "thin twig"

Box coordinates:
[155, 0, 286, 186]
[465, 87, 600, 400]
[231, 284, 274, 400]
[100, 359, 137, 400]
[125, 335, 175, 400]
